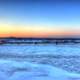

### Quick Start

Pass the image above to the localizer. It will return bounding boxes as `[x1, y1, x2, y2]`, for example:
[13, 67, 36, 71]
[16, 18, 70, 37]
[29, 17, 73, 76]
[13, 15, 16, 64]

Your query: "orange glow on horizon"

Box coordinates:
[0, 30, 80, 38]
[0, 23, 80, 37]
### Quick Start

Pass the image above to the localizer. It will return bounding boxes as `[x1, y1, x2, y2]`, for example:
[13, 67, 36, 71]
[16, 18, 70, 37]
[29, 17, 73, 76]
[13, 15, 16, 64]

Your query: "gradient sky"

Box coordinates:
[0, 0, 80, 37]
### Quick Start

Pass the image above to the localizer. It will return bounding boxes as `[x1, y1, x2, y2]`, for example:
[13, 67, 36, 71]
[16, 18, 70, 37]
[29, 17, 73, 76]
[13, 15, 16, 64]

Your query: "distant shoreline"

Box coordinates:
[0, 37, 80, 44]
[1, 37, 80, 40]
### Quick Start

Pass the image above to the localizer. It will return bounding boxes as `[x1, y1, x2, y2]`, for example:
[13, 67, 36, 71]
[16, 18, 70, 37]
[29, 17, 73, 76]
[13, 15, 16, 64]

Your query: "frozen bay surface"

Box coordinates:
[0, 44, 80, 80]
[0, 44, 80, 56]
[0, 60, 80, 80]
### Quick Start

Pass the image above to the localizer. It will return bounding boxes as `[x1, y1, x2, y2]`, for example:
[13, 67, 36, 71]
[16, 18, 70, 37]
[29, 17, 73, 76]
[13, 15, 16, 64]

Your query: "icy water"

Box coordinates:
[0, 44, 80, 80]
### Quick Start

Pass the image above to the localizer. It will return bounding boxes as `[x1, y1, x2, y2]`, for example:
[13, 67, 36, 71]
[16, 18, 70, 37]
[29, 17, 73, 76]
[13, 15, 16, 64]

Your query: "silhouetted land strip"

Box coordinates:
[0, 37, 80, 44]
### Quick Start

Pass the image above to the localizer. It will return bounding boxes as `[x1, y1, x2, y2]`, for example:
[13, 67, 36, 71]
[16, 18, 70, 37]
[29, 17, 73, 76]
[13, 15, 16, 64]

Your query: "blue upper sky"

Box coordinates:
[0, 0, 80, 25]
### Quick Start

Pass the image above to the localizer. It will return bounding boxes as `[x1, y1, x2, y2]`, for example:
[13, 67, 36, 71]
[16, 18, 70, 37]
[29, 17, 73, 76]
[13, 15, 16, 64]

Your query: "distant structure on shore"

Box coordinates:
[0, 37, 80, 44]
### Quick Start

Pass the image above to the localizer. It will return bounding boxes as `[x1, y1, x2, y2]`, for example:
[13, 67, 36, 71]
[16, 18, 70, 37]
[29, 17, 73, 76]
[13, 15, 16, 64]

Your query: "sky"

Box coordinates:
[0, 0, 80, 38]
